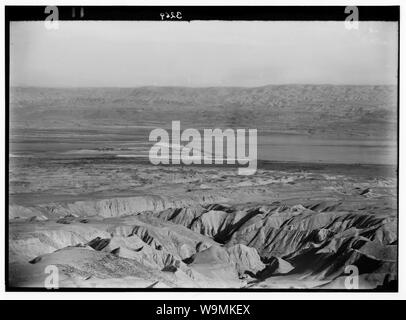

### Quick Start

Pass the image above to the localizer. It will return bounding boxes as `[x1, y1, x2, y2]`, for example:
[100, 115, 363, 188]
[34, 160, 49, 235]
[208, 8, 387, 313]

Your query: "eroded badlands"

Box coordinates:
[9, 159, 397, 289]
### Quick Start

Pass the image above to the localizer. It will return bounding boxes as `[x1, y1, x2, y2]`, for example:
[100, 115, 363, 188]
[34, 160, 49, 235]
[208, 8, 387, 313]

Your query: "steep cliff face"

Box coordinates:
[9, 193, 228, 219]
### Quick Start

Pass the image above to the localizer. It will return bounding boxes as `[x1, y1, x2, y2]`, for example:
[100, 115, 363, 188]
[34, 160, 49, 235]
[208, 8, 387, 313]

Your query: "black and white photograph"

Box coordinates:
[5, 5, 399, 292]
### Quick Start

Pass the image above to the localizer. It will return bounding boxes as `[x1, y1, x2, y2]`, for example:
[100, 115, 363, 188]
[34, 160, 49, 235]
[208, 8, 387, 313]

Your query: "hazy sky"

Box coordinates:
[10, 21, 398, 87]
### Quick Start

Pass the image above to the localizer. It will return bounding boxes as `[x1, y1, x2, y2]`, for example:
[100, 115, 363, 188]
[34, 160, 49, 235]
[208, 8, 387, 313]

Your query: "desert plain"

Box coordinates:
[8, 85, 398, 289]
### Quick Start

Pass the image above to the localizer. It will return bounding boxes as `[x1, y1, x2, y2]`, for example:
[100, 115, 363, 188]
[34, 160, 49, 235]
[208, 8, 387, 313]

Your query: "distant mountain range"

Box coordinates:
[10, 85, 397, 139]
